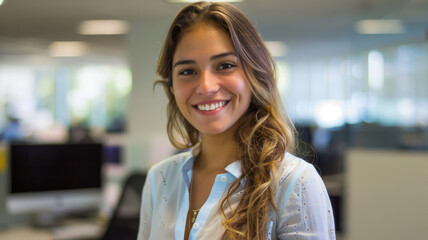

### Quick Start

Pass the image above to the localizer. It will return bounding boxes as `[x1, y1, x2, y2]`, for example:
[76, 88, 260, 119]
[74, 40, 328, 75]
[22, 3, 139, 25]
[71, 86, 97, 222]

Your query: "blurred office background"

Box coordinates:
[0, 0, 427, 239]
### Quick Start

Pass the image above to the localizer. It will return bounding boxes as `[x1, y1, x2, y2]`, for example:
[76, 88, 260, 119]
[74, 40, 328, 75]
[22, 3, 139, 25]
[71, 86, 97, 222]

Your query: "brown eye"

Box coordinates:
[178, 69, 196, 75]
[218, 63, 235, 70]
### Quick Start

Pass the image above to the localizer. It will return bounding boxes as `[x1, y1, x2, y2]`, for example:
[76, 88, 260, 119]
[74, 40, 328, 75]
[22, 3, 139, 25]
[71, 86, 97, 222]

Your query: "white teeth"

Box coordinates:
[196, 101, 226, 111]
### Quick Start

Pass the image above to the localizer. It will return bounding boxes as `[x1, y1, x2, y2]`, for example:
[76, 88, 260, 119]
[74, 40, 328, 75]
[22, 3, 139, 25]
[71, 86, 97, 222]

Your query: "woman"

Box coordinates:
[138, 2, 335, 239]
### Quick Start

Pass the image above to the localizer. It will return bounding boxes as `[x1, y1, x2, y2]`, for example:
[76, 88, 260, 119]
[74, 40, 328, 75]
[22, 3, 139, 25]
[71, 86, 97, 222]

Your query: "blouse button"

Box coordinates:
[193, 223, 200, 229]
[221, 176, 227, 182]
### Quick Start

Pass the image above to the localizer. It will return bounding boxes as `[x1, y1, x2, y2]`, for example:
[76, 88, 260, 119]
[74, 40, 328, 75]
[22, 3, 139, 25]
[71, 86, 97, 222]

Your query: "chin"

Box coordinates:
[200, 128, 228, 136]
[198, 124, 235, 137]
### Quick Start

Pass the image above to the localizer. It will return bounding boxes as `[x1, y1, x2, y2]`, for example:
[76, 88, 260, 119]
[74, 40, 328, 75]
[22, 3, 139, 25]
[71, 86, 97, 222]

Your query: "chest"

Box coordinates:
[152, 172, 237, 240]
[190, 170, 220, 210]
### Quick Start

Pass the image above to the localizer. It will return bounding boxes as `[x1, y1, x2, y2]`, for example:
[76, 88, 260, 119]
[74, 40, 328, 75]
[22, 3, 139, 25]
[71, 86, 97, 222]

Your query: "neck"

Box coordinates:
[196, 133, 239, 172]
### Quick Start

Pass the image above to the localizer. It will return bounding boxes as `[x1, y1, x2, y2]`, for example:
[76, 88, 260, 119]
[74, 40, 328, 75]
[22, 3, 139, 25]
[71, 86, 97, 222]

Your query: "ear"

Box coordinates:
[170, 85, 175, 95]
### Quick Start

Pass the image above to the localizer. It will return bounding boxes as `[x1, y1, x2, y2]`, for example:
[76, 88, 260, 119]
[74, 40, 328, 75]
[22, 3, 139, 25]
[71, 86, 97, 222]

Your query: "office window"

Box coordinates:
[277, 41, 428, 128]
[0, 62, 131, 140]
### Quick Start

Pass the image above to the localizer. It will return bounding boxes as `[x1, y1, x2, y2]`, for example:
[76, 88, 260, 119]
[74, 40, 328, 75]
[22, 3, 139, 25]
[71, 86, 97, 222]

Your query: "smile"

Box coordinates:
[194, 100, 229, 111]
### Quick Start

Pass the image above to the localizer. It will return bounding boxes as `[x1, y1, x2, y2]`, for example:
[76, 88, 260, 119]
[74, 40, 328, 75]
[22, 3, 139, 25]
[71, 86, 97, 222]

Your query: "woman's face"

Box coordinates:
[171, 23, 251, 137]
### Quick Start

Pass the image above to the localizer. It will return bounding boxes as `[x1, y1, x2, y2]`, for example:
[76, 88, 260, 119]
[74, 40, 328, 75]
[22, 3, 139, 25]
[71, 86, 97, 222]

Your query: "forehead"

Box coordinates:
[173, 23, 235, 61]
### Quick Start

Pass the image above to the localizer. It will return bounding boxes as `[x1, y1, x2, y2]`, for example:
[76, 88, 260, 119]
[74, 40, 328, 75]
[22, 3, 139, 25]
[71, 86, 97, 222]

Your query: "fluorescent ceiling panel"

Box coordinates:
[167, 0, 243, 3]
[265, 41, 287, 57]
[355, 20, 405, 34]
[78, 20, 129, 35]
[49, 41, 87, 57]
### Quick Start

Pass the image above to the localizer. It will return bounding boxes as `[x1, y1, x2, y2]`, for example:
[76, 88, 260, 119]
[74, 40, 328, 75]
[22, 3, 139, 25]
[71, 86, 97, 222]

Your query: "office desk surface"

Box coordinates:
[0, 221, 103, 240]
[0, 226, 54, 240]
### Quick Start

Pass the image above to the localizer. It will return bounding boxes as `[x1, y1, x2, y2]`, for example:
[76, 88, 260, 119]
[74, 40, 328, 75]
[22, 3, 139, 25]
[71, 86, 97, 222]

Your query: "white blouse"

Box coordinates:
[138, 144, 336, 239]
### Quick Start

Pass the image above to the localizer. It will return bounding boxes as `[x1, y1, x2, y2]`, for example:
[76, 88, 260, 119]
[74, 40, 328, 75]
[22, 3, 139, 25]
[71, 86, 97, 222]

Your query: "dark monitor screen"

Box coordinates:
[10, 143, 103, 194]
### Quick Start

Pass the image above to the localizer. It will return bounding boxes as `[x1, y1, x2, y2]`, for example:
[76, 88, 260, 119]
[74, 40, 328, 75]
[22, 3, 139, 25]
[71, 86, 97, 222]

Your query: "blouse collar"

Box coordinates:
[181, 143, 243, 188]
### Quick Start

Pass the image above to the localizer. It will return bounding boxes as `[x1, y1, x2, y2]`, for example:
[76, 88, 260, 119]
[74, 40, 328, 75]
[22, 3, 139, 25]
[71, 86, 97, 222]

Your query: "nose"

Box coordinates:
[195, 69, 219, 95]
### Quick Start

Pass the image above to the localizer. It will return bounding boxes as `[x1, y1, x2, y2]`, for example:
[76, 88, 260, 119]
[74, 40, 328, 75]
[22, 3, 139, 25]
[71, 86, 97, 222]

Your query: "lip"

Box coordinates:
[192, 99, 230, 115]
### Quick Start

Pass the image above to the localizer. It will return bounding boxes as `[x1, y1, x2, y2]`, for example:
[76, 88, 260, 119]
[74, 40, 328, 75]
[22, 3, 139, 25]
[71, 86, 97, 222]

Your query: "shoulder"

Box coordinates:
[274, 153, 336, 238]
[146, 150, 191, 182]
[274, 152, 325, 203]
[276, 152, 316, 185]
[148, 150, 191, 172]
[273, 152, 330, 210]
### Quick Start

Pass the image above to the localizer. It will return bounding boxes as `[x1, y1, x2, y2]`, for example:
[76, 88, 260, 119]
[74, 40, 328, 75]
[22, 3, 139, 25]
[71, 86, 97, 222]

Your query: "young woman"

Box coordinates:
[138, 2, 335, 239]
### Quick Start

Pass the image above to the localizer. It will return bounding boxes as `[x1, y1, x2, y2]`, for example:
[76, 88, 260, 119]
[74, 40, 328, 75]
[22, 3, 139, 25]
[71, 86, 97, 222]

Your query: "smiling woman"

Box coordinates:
[138, 1, 335, 240]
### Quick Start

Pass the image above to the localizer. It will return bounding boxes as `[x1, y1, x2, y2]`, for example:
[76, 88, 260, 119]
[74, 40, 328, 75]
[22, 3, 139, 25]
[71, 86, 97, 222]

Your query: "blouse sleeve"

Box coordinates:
[137, 172, 153, 240]
[276, 164, 336, 240]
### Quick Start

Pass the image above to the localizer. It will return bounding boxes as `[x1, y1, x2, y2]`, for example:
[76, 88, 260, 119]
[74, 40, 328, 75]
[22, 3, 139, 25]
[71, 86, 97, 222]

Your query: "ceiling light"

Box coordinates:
[355, 19, 405, 34]
[78, 20, 129, 35]
[48, 41, 87, 57]
[167, 0, 243, 3]
[264, 41, 287, 57]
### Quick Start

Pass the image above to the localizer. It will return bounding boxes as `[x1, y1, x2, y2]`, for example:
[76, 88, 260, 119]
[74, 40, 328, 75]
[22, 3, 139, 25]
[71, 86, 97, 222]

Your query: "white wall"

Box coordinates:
[125, 19, 176, 171]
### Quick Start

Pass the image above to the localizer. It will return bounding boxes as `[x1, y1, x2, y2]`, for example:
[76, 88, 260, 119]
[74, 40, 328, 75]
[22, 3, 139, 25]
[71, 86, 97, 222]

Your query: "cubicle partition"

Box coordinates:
[345, 149, 428, 240]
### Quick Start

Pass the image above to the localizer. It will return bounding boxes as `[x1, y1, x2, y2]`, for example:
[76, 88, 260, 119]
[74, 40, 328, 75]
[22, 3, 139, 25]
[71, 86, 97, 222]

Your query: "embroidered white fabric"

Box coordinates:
[137, 144, 336, 240]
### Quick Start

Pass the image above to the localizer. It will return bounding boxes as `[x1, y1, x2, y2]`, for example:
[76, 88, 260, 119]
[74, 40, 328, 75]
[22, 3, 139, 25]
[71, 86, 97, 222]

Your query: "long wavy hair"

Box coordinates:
[156, 2, 296, 239]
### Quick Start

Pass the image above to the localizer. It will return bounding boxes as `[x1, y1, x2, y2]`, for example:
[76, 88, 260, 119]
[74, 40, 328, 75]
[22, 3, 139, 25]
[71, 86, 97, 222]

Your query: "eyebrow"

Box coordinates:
[173, 52, 236, 68]
[210, 52, 236, 61]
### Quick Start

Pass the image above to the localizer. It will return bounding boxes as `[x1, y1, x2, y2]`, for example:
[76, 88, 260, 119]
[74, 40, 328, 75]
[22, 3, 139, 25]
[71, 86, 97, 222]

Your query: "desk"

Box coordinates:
[0, 220, 104, 240]
[0, 225, 54, 240]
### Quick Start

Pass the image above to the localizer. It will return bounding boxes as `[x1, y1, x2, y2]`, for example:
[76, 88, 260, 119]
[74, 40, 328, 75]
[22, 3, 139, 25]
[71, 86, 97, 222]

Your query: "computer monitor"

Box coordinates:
[6, 143, 103, 224]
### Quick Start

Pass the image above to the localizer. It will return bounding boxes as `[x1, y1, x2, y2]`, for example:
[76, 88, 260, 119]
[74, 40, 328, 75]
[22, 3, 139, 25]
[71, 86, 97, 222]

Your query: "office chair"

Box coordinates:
[101, 172, 146, 240]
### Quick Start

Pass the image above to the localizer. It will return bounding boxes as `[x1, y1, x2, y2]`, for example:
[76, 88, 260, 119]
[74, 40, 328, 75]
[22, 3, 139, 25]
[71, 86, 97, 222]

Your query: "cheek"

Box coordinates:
[173, 91, 188, 116]
[239, 82, 252, 112]
[171, 83, 190, 105]
[233, 77, 252, 102]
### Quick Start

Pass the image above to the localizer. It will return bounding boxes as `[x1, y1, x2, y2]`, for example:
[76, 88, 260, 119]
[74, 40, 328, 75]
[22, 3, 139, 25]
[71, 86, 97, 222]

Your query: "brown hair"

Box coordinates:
[156, 1, 296, 239]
